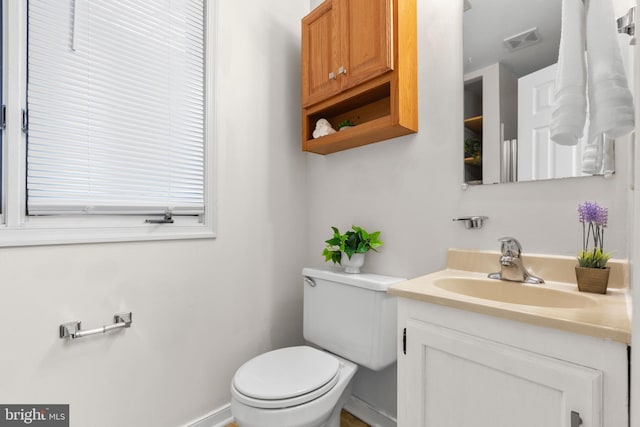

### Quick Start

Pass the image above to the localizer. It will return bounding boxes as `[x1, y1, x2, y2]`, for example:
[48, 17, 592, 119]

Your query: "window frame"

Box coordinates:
[0, 0, 216, 247]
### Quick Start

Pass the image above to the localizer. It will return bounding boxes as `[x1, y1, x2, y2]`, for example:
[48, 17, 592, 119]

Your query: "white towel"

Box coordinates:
[551, 0, 635, 155]
[550, 0, 587, 146]
[602, 135, 615, 176]
[581, 134, 603, 174]
[581, 134, 615, 175]
[586, 0, 635, 143]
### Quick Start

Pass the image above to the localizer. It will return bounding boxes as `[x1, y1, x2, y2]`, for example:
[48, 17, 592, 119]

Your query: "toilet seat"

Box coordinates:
[232, 346, 340, 409]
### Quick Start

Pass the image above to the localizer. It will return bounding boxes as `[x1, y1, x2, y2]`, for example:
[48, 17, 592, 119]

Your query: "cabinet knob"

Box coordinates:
[329, 72, 337, 80]
[338, 66, 347, 75]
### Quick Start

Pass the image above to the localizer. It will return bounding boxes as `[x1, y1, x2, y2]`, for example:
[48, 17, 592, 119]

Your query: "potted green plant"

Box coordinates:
[463, 137, 482, 183]
[464, 137, 482, 165]
[575, 201, 611, 294]
[322, 225, 383, 273]
[336, 119, 355, 131]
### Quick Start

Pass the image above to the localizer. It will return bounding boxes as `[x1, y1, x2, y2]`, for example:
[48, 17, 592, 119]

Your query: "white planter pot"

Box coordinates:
[341, 252, 365, 274]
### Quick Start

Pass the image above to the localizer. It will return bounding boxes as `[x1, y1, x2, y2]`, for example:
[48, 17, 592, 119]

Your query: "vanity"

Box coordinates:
[388, 249, 631, 427]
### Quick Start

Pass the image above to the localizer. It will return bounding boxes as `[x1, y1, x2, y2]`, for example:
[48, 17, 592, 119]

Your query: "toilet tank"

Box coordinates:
[302, 267, 405, 371]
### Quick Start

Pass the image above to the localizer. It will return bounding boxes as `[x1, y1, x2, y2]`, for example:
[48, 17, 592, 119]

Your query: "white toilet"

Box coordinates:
[230, 267, 404, 427]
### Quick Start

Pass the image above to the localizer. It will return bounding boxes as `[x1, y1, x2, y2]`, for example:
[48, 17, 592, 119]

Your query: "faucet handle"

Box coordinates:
[498, 237, 522, 257]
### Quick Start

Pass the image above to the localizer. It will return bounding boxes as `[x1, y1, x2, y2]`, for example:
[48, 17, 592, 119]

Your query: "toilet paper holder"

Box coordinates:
[59, 312, 133, 340]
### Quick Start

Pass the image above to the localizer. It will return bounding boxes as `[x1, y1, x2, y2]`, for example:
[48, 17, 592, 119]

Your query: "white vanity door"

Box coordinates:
[400, 318, 602, 427]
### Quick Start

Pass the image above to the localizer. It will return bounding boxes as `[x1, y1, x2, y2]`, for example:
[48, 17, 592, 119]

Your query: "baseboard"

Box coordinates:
[344, 396, 397, 427]
[185, 396, 394, 427]
[185, 404, 233, 427]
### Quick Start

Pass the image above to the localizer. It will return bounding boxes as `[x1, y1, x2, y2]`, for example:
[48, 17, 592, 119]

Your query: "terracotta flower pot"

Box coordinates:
[575, 266, 610, 294]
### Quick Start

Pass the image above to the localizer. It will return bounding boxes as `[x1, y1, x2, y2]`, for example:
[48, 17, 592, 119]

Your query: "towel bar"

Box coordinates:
[618, 7, 636, 44]
[59, 312, 132, 339]
[453, 216, 488, 229]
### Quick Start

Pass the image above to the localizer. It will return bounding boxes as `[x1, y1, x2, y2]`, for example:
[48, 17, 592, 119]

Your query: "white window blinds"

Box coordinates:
[27, 0, 205, 216]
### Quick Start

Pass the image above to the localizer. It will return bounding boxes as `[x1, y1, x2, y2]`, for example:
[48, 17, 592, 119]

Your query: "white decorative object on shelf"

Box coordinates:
[312, 118, 336, 139]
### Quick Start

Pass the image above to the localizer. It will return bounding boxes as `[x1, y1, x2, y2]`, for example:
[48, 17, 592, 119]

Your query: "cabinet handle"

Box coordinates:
[570, 411, 583, 427]
[328, 67, 346, 81]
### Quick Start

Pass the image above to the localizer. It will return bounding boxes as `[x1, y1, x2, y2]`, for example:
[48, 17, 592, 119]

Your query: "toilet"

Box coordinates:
[230, 267, 404, 427]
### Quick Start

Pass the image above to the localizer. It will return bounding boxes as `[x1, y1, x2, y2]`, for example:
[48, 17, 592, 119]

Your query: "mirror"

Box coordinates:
[463, 0, 628, 185]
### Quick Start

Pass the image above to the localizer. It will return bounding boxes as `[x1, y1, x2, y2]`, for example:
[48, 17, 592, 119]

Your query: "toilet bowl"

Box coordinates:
[230, 268, 404, 427]
[231, 346, 357, 427]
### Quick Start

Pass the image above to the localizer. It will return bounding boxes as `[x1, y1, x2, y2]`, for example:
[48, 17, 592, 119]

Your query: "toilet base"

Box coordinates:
[231, 352, 357, 427]
[321, 380, 352, 427]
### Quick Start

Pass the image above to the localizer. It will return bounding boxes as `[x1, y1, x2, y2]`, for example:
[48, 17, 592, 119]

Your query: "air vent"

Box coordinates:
[503, 27, 541, 52]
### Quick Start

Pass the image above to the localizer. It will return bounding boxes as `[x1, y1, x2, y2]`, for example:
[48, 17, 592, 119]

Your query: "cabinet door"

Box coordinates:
[338, 0, 393, 91]
[302, 0, 341, 107]
[399, 320, 602, 427]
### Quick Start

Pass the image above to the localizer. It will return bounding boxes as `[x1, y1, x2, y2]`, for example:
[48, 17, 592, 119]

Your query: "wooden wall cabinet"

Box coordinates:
[301, 0, 417, 155]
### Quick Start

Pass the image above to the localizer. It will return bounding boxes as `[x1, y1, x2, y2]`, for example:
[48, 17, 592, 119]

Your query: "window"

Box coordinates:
[0, 0, 215, 246]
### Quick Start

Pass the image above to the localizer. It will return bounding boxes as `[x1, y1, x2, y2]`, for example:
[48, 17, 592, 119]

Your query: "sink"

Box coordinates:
[433, 277, 597, 308]
[387, 249, 631, 343]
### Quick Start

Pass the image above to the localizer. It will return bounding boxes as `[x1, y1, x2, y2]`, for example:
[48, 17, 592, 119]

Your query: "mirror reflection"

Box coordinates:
[463, 0, 632, 185]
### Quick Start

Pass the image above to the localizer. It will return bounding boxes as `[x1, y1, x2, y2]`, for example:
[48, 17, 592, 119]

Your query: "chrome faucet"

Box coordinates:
[488, 237, 544, 284]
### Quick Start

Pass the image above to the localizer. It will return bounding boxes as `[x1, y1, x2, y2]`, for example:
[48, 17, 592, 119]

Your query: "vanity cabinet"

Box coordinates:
[397, 298, 628, 427]
[301, 0, 417, 154]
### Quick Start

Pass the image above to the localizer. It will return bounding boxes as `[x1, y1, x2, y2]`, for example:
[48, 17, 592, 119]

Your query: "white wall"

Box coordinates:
[629, 0, 639, 422]
[0, 1, 308, 426]
[305, 0, 633, 418]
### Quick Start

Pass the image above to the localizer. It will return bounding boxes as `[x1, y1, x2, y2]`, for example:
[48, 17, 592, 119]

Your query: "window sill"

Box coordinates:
[0, 219, 216, 247]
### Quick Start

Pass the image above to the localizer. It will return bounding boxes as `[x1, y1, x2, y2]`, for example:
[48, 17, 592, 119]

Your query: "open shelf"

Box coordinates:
[464, 115, 483, 134]
[303, 80, 415, 155]
[305, 83, 390, 135]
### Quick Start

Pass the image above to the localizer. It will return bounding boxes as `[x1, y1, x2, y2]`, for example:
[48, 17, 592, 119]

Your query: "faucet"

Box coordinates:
[488, 237, 544, 284]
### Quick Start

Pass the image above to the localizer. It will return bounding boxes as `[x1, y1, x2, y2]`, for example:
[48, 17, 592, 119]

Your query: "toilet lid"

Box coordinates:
[233, 346, 340, 401]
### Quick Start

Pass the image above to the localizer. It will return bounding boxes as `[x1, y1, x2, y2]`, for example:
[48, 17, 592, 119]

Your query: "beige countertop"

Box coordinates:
[388, 250, 631, 344]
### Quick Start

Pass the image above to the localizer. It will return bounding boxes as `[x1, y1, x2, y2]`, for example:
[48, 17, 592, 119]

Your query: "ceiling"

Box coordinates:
[463, 0, 562, 78]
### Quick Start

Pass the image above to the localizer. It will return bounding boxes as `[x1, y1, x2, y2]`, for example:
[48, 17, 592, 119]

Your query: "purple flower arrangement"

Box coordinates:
[577, 201, 610, 268]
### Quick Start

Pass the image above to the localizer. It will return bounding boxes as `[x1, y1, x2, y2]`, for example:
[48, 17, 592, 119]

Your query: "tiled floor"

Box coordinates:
[225, 409, 370, 427]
